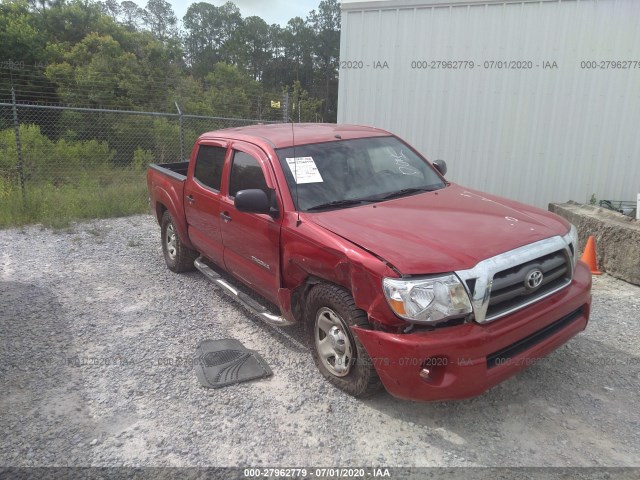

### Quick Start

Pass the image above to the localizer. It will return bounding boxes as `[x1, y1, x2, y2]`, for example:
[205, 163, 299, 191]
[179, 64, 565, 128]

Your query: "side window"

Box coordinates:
[194, 145, 226, 190]
[228, 151, 269, 197]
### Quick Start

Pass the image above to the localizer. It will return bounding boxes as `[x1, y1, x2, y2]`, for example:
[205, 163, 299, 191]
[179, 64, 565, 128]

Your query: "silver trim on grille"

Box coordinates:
[456, 235, 575, 324]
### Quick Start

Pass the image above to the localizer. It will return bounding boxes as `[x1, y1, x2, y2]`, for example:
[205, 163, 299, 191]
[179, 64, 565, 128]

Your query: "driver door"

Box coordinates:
[219, 142, 282, 304]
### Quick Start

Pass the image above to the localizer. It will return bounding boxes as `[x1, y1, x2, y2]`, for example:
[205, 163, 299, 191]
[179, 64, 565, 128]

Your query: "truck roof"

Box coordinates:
[198, 123, 392, 149]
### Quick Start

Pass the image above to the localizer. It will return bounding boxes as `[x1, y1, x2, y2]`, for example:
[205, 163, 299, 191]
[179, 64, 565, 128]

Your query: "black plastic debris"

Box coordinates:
[599, 199, 637, 217]
[194, 339, 272, 389]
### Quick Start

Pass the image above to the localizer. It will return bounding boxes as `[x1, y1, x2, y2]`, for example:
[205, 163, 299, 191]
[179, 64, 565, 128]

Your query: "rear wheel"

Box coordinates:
[306, 283, 382, 397]
[161, 210, 197, 273]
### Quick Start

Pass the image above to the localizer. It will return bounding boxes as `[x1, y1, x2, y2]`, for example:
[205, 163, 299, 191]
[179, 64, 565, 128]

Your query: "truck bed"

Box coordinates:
[148, 161, 189, 181]
[147, 162, 189, 226]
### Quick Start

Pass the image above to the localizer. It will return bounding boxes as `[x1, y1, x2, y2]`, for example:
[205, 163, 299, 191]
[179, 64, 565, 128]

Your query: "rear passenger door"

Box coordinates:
[184, 141, 228, 267]
[219, 143, 282, 304]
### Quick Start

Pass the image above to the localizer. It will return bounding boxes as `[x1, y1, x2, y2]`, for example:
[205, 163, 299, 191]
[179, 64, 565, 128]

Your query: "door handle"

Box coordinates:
[220, 212, 232, 222]
[186, 195, 195, 204]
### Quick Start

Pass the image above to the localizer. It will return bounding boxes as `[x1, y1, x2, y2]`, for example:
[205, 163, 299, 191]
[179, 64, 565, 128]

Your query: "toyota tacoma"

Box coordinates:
[147, 123, 591, 401]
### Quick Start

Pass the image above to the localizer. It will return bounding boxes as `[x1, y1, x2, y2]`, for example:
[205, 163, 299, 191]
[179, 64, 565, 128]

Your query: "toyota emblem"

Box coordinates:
[525, 269, 544, 290]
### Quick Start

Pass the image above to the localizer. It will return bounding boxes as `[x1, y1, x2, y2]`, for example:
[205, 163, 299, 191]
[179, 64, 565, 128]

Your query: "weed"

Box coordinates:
[0, 169, 148, 228]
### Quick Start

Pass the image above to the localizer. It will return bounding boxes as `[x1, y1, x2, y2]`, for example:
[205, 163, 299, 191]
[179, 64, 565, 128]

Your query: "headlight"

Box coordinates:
[383, 274, 472, 324]
[563, 223, 579, 267]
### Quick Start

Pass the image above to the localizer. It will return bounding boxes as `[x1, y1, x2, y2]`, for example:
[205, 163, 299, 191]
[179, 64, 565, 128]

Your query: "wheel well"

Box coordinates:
[156, 202, 167, 224]
[292, 277, 354, 323]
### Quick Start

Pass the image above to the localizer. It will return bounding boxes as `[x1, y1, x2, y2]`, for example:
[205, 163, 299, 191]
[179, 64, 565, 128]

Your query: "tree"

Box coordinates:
[26, 0, 65, 14]
[242, 16, 270, 81]
[99, 0, 121, 18]
[307, 0, 340, 121]
[119, 0, 143, 30]
[45, 33, 139, 109]
[0, 0, 59, 133]
[4, 0, 333, 123]
[201, 62, 262, 118]
[36, 0, 108, 45]
[286, 80, 323, 122]
[183, 1, 244, 76]
[216, 1, 243, 63]
[142, 0, 178, 42]
[283, 16, 315, 85]
[0, 0, 46, 66]
[260, 23, 286, 89]
[183, 2, 223, 77]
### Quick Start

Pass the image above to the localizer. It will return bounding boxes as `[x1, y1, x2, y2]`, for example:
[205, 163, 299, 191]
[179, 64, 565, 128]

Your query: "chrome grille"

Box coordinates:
[456, 235, 576, 324]
[485, 250, 571, 320]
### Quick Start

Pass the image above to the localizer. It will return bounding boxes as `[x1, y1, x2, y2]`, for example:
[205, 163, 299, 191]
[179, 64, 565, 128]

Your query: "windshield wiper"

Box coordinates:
[379, 185, 442, 200]
[306, 185, 443, 211]
[306, 198, 375, 211]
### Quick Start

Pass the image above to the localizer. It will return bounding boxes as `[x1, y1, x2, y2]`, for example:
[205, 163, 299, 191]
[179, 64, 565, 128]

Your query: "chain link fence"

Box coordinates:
[0, 66, 289, 226]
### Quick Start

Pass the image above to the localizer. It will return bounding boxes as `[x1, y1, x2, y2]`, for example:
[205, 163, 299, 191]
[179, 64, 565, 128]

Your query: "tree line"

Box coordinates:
[0, 0, 340, 121]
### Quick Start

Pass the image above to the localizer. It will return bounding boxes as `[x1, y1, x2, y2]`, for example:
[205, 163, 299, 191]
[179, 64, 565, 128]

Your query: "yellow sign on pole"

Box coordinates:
[271, 100, 281, 109]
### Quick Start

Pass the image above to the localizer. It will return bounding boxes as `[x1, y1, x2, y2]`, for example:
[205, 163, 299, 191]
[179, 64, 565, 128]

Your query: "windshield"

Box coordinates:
[275, 136, 446, 211]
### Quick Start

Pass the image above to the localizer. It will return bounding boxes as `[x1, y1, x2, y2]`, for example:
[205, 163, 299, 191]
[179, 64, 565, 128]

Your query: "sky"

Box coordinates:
[134, 0, 324, 27]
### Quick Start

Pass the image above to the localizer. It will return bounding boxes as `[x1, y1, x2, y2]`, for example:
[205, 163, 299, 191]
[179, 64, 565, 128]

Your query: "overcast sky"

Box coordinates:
[133, 0, 324, 27]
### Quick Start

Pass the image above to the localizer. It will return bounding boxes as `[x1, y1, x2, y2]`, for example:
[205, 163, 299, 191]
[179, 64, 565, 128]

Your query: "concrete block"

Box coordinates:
[549, 201, 640, 286]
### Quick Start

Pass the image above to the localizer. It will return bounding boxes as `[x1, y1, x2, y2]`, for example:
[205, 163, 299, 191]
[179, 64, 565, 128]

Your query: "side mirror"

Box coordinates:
[433, 159, 447, 176]
[235, 189, 272, 215]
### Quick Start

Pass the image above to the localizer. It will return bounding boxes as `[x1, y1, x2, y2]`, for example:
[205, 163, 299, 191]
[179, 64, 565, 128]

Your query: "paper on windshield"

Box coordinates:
[285, 157, 324, 184]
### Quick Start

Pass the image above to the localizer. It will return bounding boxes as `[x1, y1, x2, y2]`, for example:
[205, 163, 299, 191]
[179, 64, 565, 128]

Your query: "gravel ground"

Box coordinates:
[1, 214, 639, 468]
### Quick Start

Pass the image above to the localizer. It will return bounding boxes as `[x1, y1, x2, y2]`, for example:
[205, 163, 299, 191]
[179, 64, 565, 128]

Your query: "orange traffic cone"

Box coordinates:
[581, 236, 602, 275]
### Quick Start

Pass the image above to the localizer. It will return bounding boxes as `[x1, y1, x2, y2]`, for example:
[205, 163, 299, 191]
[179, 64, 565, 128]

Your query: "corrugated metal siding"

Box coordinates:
[338, 0, 640, 208]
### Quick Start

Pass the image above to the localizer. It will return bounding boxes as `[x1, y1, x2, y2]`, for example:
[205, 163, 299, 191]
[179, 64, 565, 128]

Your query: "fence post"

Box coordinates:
[282, 92, 289, 123]
[11, 83, 26, 207]
[175, 101, 184, 162]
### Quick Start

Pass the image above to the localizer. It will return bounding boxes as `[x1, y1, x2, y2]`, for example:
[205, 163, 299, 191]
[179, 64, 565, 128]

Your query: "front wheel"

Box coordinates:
[306, 283, 382, 398]
[160, 210, 197, 273]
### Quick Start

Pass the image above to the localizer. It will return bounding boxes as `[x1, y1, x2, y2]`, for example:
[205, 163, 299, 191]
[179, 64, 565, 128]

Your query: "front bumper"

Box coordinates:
[353, 261, 592, 401]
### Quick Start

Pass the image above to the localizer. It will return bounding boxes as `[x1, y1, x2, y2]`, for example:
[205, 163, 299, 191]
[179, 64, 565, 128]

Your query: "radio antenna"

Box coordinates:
[291, 122, 301, 227]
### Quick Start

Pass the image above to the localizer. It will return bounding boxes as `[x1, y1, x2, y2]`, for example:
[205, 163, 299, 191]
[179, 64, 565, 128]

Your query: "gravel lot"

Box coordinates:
[1, 214, 639, 468]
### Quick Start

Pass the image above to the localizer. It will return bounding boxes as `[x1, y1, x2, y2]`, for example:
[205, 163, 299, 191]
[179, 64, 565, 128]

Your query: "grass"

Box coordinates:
[0, 168, 149, 229]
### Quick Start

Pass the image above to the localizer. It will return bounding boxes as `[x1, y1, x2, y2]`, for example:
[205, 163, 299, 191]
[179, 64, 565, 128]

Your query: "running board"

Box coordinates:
[194, 257, 294, 327]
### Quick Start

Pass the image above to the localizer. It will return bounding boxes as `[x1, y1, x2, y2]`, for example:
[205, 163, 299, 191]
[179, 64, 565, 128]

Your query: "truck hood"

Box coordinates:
[305, 184, 570, 274]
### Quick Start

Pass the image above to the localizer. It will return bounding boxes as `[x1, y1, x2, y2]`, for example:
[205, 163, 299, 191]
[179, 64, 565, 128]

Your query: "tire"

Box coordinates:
[160, 210, 198, 273]
[306, 283, 383, 398]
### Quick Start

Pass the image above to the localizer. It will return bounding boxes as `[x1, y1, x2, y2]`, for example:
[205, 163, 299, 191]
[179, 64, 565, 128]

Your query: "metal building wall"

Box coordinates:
[337, 0, 640, 208]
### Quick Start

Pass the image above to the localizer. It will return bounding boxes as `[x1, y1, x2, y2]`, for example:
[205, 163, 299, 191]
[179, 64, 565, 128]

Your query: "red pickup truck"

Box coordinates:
[147, 123, 591, 401]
